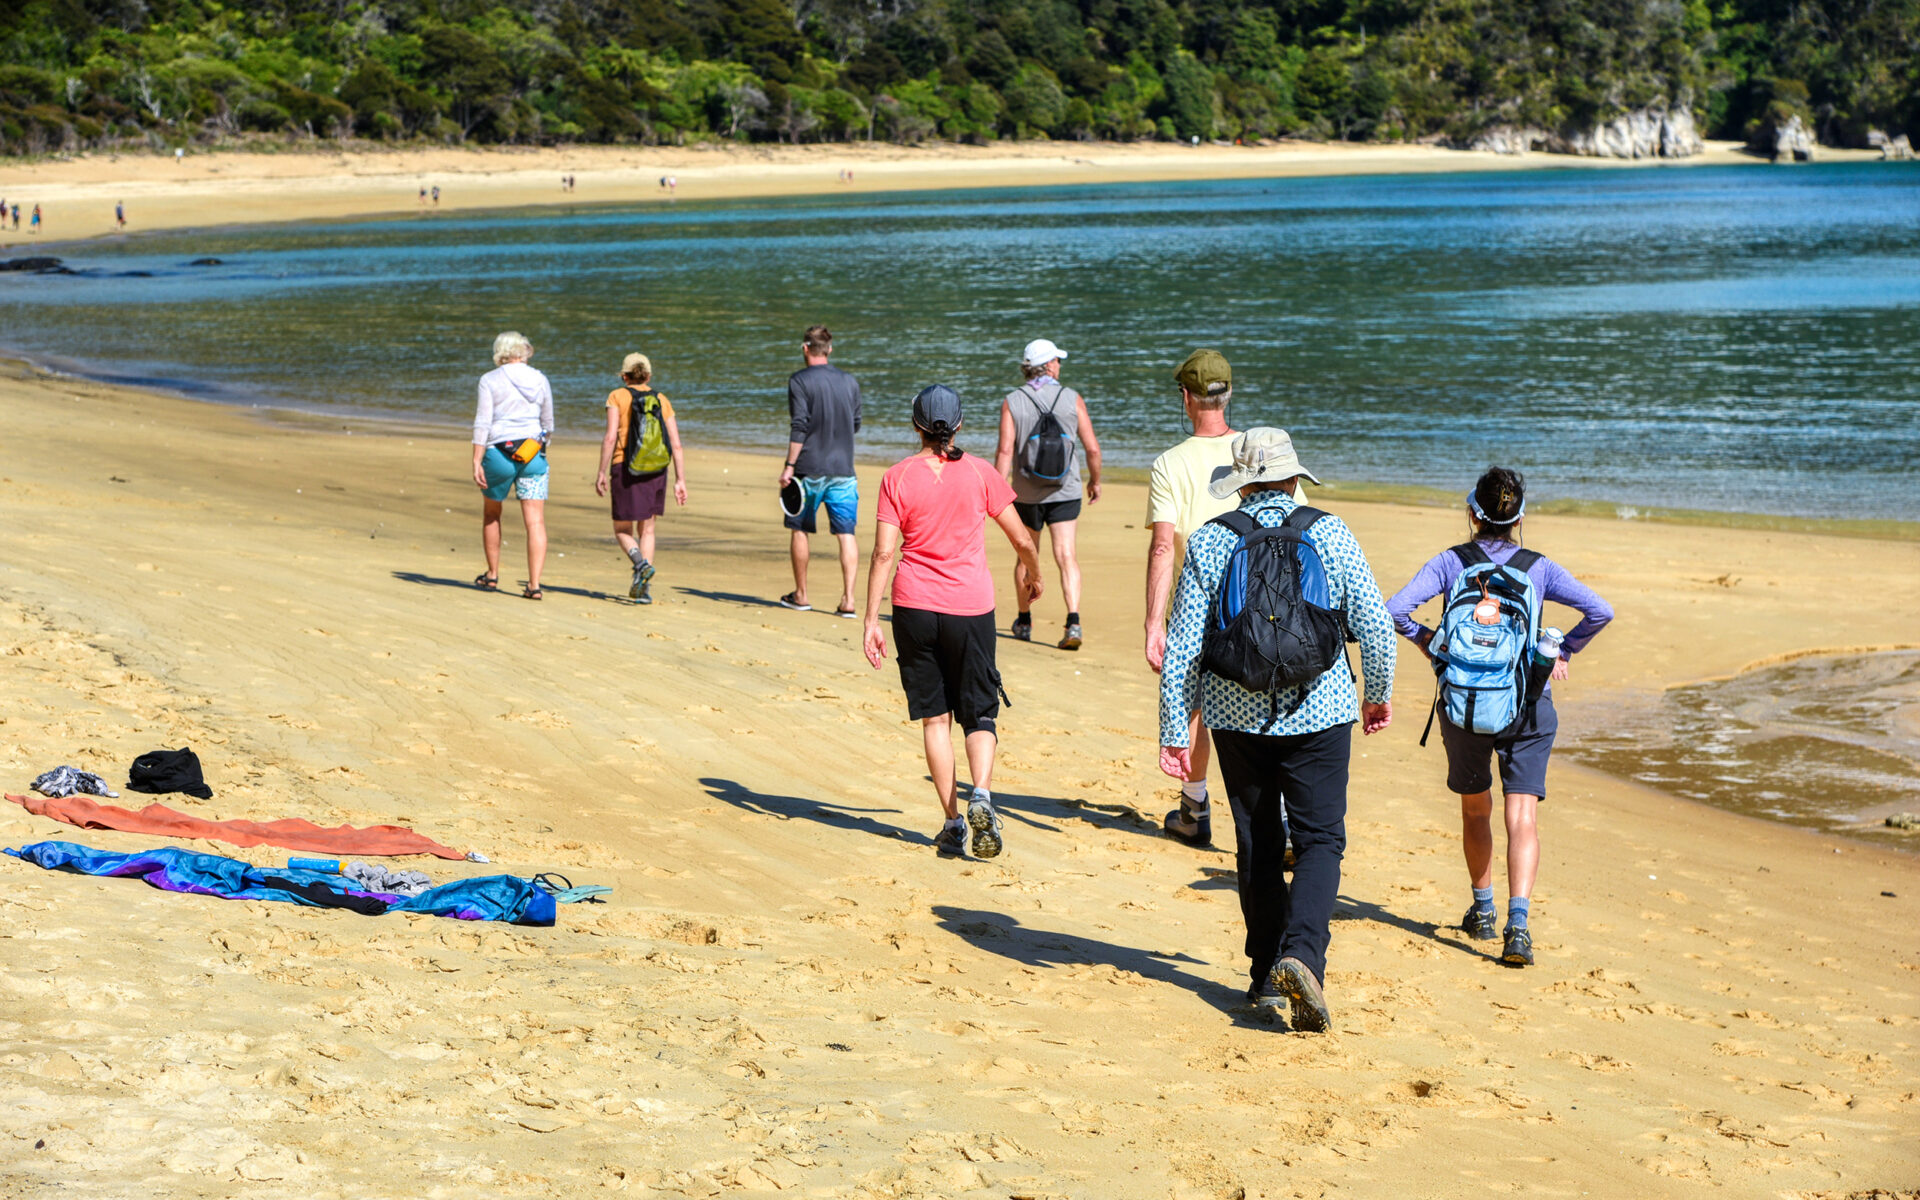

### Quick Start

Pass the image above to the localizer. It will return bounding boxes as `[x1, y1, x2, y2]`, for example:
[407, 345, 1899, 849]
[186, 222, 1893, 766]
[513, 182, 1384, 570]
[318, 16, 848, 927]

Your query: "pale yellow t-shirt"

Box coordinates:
[1147, 434, 1240, 539]
[1147, 433, 1312, 539]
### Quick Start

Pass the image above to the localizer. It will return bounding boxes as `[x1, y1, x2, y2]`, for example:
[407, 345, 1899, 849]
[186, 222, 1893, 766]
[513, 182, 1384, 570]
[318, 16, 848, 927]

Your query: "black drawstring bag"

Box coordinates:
[127, 747, 213, 800]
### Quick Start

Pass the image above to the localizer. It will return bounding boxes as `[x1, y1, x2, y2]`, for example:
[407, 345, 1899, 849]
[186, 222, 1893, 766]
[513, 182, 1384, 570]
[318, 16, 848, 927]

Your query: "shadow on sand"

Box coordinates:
[391, 571, 629, 604]
[931, 904, 1262, 1022]
[701, 777, 931, 846]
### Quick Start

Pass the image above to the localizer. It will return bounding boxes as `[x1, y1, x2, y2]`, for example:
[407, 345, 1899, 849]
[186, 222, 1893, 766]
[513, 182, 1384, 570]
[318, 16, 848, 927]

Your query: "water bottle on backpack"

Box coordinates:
[1419, 543, 1544, 745]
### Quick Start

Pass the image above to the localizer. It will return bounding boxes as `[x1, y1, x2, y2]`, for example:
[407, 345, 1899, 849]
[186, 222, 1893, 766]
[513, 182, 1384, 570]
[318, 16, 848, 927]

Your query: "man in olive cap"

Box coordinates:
[1144, 349, 1241, 849]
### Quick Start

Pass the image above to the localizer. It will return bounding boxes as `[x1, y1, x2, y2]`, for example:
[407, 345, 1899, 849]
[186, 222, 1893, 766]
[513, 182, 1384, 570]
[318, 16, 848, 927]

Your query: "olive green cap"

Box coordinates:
[1174, 349, 1232, 399]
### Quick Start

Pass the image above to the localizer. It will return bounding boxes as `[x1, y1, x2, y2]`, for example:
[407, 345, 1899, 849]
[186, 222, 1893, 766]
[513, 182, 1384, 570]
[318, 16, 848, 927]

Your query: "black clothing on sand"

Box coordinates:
[1213, 724, 1351, 987]
[127, 746, 213, 800]
[786, 363, 862, 479]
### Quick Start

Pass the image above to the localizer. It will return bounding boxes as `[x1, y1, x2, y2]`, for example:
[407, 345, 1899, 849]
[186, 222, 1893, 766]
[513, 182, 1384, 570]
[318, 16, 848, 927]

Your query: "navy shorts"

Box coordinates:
[1438, 691, 1558, 799]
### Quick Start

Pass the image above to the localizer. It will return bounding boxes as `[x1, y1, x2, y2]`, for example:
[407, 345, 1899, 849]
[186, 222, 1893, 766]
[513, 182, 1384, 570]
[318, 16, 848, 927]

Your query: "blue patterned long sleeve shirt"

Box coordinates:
[1158, 490, 1396, 747]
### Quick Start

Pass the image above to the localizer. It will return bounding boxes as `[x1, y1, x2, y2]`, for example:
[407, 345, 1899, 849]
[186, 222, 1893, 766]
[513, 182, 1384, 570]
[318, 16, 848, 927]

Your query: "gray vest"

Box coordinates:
[1005, 377, 1084, 504]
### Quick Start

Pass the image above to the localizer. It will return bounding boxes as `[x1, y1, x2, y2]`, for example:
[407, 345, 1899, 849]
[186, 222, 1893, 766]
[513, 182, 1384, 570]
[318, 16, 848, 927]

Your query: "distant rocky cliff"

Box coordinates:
[1467, 103, 1704, 159]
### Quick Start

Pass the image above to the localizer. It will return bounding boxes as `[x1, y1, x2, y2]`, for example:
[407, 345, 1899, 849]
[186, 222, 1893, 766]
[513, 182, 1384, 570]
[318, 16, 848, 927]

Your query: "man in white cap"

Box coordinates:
[993, 337, 1102, 649]
[1155, 427, 1395, 1033]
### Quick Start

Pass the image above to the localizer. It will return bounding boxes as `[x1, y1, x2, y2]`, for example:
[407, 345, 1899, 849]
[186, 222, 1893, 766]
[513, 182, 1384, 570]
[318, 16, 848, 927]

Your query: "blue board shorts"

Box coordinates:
[481, 445, 549, 502]
[785, 474, 858, 535]
[1438, 690, 1558, 799]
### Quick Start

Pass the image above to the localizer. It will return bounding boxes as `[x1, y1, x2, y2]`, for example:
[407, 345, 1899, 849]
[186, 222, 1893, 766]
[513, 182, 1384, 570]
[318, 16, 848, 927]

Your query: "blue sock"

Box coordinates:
[1472, 886, 1494, 912]
[1508, 897, 1531, 928]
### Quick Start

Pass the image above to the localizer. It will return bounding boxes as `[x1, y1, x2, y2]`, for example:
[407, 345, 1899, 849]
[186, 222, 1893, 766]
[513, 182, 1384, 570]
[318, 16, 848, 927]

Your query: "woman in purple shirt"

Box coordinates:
[1386, 467, 1613, 967]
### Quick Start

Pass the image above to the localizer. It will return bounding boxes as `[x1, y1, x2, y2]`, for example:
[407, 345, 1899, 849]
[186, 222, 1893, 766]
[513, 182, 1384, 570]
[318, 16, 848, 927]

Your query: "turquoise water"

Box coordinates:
[5, 162, 1918, 519]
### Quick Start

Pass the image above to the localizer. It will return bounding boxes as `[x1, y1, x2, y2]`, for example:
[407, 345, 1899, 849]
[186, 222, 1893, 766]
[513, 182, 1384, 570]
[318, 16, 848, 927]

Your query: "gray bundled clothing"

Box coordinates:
[342, 861, 433, 897]
[32, 766, 119, 799]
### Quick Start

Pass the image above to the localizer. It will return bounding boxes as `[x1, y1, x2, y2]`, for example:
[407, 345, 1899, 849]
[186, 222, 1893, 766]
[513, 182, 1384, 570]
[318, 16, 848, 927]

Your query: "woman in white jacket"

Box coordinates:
[471, 331, 554, 599]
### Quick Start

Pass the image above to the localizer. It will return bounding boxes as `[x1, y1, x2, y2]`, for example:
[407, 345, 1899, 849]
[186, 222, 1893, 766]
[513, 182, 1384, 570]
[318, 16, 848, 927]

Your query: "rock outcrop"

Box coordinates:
[1770, 114, 1816, 162]
[1465, 103, 1702, 159]
[1563, 104, 1703, 158]
[1868, 130, 1914, 161]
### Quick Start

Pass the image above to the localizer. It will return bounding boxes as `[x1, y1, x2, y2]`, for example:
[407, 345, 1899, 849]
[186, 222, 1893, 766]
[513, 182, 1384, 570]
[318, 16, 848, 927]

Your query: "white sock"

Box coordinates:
[1181, 779, 1208, 810]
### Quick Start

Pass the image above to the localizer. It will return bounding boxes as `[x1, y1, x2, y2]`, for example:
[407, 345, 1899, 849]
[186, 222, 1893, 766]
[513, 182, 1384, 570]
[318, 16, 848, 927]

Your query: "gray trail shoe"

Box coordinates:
[966, 792, 1003, 859]
[1461, 904, 1498, 941]
[934, 821, 967, 857]
[1502, 924, 1534, 967]
[1058, 622, 1083, 650]
[1267, 956, 1332, 1033]
[628, 558, 656, 600]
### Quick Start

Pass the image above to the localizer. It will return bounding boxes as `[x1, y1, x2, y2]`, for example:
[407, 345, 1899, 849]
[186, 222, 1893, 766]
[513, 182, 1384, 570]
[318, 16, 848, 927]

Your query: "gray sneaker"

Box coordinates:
[1266, 956, 1331, 1033]
[628, 558, 656, 600]
[966, 791, 1003, 859]
[636, 576, 654, 605]
[1058, 622, 1083, 651]
[934, 820, 967, 857]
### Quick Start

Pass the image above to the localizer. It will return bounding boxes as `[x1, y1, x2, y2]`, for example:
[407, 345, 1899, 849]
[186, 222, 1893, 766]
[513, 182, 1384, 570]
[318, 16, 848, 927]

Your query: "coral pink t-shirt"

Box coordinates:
[876, 452, 1016, 616]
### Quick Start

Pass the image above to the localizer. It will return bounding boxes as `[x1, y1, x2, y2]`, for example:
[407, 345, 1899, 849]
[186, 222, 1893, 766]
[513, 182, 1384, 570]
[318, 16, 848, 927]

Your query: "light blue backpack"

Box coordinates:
[1420, 543, 1544, 744]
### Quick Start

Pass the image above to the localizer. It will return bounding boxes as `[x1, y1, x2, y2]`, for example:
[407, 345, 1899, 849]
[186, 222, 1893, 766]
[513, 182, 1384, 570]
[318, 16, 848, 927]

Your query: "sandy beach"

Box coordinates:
[0, 138, 1889, 248]
[0, 358, 1915, 1197]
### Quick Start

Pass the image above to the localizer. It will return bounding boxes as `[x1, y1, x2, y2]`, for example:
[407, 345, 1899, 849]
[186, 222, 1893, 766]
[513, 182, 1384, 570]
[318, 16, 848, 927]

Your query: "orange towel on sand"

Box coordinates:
[6, 793, 466, 860]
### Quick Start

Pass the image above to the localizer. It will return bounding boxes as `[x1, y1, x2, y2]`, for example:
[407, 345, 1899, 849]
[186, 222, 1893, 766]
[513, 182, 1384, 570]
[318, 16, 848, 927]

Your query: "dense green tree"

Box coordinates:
[0, 0, 1911, 153]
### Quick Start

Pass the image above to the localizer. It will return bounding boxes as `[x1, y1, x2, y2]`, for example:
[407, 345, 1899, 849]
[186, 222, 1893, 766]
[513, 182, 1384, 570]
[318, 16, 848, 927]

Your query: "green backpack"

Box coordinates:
[624, 386, 671, 474]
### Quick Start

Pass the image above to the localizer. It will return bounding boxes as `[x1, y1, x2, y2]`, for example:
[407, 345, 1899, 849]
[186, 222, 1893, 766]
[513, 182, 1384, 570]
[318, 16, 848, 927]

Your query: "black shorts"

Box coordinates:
[1013, 498, 1082, 531]
[1438, 691, 1559, 799]
[892, 607, 1001, 735]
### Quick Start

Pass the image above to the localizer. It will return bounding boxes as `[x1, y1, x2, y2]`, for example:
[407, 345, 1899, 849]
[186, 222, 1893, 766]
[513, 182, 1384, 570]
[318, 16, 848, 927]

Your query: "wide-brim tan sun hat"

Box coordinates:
[1208, 427, 1323, 498]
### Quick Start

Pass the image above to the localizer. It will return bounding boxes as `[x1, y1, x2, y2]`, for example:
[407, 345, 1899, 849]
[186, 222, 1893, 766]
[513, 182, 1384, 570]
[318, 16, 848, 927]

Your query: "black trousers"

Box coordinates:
[1213, 724, 1351, 987]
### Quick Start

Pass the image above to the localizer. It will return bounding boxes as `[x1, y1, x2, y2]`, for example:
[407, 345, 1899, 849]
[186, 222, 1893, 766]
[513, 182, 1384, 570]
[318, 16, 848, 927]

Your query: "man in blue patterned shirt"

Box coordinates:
[1157, 428, 1395, 1032]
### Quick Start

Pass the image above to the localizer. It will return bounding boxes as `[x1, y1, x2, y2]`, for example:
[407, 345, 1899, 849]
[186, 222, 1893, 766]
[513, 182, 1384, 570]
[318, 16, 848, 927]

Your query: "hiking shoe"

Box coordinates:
[635, 577, 654, 605]
[1461, 904, 1498, 941]
[628, 558, 655, 600]
[934, 821, 967, 857]
[1011, 614, 1032, 642]
[1247, 975, 1284, 1017]
[967, 793, 1003, 859]
[1058, 622, 1083, 651]
[1502, 924, 1534, 967]
[1163, 801, 1211, 848]
[1266, 957, 1332, 1033]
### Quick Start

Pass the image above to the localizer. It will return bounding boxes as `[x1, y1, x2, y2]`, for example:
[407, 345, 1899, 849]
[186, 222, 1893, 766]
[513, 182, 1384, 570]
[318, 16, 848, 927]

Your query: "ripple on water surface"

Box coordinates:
[1567, 650, 1920, 844]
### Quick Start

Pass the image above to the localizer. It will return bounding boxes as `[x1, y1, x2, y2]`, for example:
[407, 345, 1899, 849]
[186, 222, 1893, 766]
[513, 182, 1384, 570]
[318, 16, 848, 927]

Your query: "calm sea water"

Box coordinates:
[5, 162, 1918, 518]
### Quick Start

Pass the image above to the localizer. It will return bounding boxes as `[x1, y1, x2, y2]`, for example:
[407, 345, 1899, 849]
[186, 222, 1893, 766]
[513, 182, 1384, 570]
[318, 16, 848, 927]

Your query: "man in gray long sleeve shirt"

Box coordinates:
[776, 325, 863, 615]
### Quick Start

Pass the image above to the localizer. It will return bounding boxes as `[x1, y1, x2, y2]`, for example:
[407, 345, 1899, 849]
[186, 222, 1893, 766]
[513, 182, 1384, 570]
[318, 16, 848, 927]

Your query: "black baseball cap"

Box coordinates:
[912, 384, 962, 431]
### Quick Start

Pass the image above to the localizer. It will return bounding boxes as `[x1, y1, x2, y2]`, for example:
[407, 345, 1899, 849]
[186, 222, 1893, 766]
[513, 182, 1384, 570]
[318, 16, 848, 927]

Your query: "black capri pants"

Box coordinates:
[891, 606, 1001, 736]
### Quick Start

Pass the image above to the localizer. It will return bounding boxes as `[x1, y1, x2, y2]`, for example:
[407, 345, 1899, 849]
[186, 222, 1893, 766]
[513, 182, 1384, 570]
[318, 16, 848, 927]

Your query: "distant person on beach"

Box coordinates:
[29, 205, 40, 234]
[1157, 428, 1395, 1031]
[471, 331, 553, 600]
[863, 385, 1044, 860]
[1385, 467, 1614, 968]
[1144, 349, 1240, 848]
[10, 203, 18, 230]
[115, 201, 125, 229]
[431, 186, 441, 205]
[419, 186, 427, 205]
[777, 325, 862, 616]
[993, 337, 1102, 650]
[596, 352, 687, 606]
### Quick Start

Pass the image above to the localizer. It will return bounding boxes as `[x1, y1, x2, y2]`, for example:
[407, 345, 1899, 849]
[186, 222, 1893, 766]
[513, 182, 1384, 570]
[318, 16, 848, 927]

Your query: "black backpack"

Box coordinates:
[1199, 506, 1347, 728]
[1018, 387, 1075, 482]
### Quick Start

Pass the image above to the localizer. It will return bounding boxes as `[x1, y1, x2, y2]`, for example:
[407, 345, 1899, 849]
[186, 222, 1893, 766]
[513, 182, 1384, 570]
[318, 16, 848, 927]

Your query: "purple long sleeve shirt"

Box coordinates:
[1385, 540, 1614, 655]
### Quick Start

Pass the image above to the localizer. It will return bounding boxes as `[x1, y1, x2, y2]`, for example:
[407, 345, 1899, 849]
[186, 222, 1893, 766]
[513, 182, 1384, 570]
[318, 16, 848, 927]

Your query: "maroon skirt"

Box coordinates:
[610, 468, 667, 521]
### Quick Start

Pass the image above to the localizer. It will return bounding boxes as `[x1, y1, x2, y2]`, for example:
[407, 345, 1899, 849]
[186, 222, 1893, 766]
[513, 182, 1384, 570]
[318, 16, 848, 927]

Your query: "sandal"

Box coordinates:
[523, 585, 543, 601]
[473, 572, 498, 591]
[777, 591, 812, 612]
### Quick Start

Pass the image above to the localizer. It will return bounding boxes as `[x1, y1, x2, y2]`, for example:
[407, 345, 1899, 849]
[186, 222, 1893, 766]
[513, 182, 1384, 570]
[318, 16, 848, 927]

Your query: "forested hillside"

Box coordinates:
[1, 0, 1913, 155]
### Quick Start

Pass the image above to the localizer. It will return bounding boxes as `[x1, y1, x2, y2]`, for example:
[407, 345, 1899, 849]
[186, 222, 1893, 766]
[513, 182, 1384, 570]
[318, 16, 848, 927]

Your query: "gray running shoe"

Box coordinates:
[1058, 622, 1083, 650]
[1011, 614, 1032, 642]
[636, 577, 654, 605]
[966, 792, 1003, 859]
[628, 558, 655, 600]
[934, 821, 967, 857]
[1266, 956, 1331, 1033]
[1461, 904, 1498, 941]
[1502, 924, 1534, 967]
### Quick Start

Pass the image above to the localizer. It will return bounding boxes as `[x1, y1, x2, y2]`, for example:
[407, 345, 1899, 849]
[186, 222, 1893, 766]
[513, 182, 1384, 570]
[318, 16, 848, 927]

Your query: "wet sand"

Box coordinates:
[0, 361, 1916, 1196]
[1, 138, 1885, 248]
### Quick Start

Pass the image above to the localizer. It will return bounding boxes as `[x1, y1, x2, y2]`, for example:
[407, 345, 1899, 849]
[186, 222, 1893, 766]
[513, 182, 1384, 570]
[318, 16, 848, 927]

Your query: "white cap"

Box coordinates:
[1021, 338, 1067, 368]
